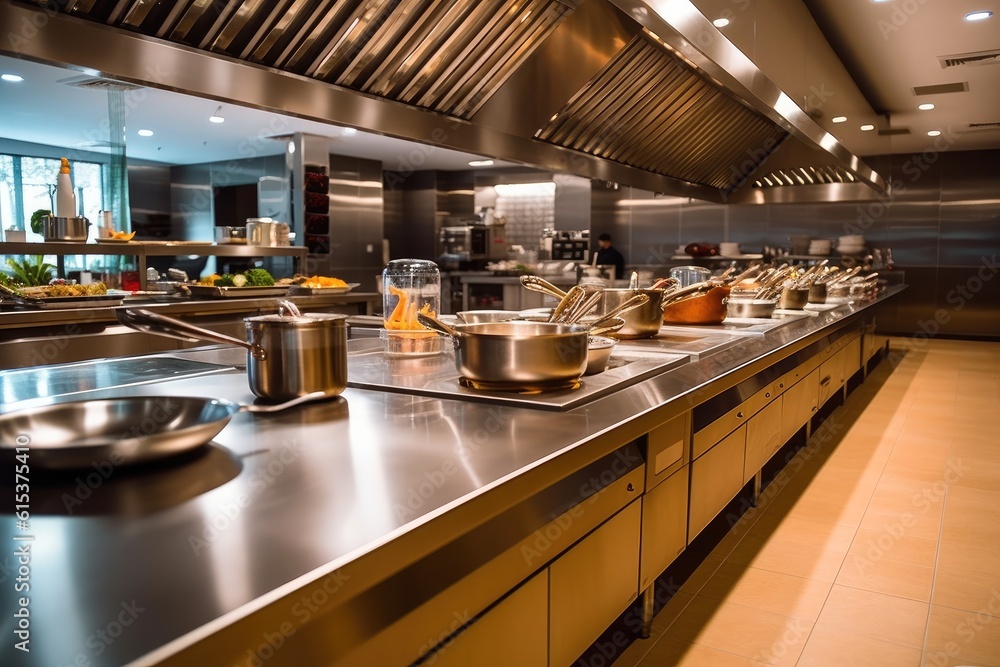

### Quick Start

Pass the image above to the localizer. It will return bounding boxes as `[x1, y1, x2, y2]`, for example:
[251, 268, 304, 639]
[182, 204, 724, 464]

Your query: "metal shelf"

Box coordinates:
[0, 242, 308, 289]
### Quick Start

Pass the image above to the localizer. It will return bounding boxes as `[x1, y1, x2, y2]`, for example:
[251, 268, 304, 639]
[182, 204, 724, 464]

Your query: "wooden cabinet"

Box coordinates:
[689, 425, 746, 537]
[645, 412, 689, 489]
[818, 348, 844, 407]
[844, 336, 862, 379]
[430, 572, 548, 667]
[780, 369, 819, 444]
[640, 466, 688, 590]
[744, 397, 783, 483]
[550, 501, 641, 667]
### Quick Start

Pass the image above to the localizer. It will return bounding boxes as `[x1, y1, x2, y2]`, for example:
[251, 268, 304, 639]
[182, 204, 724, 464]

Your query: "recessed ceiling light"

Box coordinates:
[860, 124, 875, 131]
[469, 160, 495, 167]
[1, 73, 24, 82]
[918, 103, 935, 111]
[832, 116, 848, 123]
[964, 10, 993, 21]
[209, 105, 225, 123]
[713, 18, 730, 28]
[927, 130, 942, 137]
[137, 129, 154, 137]
[342, 127, 357, 136]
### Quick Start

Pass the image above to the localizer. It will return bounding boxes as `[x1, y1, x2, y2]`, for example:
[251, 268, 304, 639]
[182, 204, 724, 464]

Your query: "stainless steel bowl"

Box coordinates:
[727, 298, 778, 319]
[451, 321, 589, 383]
[586, 335, 617, 375]
[0, 397, 240, 469]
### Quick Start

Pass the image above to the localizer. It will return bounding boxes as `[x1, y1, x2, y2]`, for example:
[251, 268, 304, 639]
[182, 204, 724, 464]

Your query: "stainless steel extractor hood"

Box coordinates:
[4, 0, 887, 203]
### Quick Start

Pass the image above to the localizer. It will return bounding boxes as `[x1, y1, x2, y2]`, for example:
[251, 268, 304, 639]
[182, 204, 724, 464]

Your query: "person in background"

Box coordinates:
[595, 233, 626, 279]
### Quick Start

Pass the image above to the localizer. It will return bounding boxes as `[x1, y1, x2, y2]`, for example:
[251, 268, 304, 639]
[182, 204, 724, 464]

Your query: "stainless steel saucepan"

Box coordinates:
[117, 302, 347, 401]
[418, 314, 589, 384]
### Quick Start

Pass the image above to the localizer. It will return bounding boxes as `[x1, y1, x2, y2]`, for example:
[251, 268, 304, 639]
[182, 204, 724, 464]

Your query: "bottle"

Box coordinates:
[55, 158, 76, 218]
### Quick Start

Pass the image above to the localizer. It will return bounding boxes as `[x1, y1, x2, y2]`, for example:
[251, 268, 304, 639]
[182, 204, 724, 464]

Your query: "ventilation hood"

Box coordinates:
[4, 0, 886, 203]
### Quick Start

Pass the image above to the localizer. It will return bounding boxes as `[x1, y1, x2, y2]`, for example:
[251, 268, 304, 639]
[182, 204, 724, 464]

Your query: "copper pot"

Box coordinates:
[662, 285, 730, 325]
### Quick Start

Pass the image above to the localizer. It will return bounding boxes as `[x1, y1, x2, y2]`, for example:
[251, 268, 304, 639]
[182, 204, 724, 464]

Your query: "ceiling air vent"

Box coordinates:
[913, 82, 969, 96]
[57, 76, 143, 92]
[939, 50, 1000, 69]
[878, 128, 911, 136]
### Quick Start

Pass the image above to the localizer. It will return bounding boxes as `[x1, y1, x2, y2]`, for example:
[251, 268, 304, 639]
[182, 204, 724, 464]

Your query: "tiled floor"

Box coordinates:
[617, 338, 1000, 667]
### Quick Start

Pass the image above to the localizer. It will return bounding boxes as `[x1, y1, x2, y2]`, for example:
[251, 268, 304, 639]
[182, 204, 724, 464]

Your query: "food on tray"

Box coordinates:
[299, 275, 348, 289]
[214, 268, 276, 287]
[198, 273, 222, 286]
[384, 285, 436, 330]
[108, 230, 136, 240]
[20, 282, 108, 297]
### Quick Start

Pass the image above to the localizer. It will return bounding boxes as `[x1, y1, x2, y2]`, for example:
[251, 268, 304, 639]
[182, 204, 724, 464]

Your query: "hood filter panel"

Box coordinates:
[64, 0, 577, 119]
[535, 31, 789, 191]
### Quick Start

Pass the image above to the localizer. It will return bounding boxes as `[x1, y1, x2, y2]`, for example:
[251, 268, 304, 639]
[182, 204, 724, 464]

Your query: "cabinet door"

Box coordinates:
[744, 397, 783, 482]
[818, 351, 843, 406]
[844, 336, 862, 380]
[780, 369, 819, 444]
[430, 571, 548, 667]
[640, 466, 689, 590]
[550, 501, 641, 667]
[689, 425, 746, 537]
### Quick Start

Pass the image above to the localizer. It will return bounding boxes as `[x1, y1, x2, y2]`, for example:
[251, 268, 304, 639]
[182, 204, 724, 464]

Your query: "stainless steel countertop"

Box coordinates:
[0, 287, 904, 666]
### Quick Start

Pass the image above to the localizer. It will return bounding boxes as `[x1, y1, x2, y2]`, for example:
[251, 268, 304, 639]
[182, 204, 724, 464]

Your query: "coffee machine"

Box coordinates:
[438, 209, 507, 269]
[540, 229, 590, 262]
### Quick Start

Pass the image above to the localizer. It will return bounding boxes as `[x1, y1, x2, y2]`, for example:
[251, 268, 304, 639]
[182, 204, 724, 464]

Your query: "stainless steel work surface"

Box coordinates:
[661, 310, 813, 337]
[615, 331, 742, 359]
[0, 356, 235, 407]
[345, 339, 689, 411]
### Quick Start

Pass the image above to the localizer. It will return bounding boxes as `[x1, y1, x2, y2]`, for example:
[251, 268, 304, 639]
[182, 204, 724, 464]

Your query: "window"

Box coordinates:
[0, 154, 106, 240]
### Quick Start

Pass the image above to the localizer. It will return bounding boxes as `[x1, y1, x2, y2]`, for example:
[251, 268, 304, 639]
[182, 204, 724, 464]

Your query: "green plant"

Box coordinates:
[6, 257, 55, 287]
[244, 268, 275, 287]
[30, 209, 51, 235]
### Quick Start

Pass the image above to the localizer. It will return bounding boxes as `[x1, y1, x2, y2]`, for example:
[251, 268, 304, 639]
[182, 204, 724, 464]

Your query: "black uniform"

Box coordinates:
[595, 246, 626, 280]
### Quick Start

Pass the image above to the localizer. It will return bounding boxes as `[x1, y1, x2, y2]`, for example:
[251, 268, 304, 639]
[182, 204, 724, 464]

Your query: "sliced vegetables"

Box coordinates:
[384, 285, 435, 330]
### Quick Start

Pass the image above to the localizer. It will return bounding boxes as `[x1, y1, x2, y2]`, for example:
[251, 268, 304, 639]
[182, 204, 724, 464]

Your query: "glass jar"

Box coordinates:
[381, 259, 443, 356]
[669, 265, 711, 287]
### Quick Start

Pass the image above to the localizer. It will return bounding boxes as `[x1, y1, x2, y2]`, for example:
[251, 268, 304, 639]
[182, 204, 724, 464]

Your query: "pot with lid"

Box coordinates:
[117, 302, 347, 401]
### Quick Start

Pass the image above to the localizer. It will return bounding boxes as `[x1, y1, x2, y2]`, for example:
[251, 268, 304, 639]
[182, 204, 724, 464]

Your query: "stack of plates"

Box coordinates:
[809, 239, 832, 256]
[837, 235, 866, 254]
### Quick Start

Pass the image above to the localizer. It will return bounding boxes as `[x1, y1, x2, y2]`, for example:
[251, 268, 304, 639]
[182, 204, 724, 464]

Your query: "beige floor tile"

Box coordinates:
[860, 504, 943, 542]
[649, 592, 696, 637]
[696, 562, 832, 623]
[637, 638, 757, 666]
[939, 485, 1000, 542]
[943, 455, 1000, 492]
[836, 552, 934, 602]
[932, 539, 1000, 613]
[726, 516, 855, 582]
[797, 626, 922, 667]
[678, 555, 726, 596]
[815, 585, 928, 647]
[923, 604, 1000, 667]
[664, 597, 811, 666]
[847, 528, 938, 569]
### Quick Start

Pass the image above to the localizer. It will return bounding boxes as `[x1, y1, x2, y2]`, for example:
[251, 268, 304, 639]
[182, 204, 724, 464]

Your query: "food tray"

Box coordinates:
[289, 282, 359, 295]
[3, 293, 125, 310]
[186, 285, 292, 299]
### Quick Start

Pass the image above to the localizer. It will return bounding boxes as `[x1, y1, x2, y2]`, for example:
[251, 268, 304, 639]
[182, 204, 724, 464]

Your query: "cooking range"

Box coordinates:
[346, 339, 687, 411]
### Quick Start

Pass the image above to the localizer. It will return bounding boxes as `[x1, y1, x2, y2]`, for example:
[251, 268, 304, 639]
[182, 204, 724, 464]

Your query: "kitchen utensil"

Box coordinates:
[116, 303, 347, 401]
[650, 277, 679, 291]
[777, 287, 809, 309]
[587, 317, 626, 337]
[662, 285, 730, 325]
[628, 271, 639, 289]
[670, 265, 712, 287]
[417, 314, 589, 384]
[586, 336, 617, 375]
[456, 310, 520, 324]
[808, 283, 827, 304]
[215, 226, 247, 244]
[246, 218, 290, 246]
[595, 289, 660, 338]
[43, 215, 90, 241]
[564, 288, 605, 324]
[0, 392, 329, 470]
[727, 298, 778, 318]
[550, 285, 587, 322]
[519, 275, 568, 300]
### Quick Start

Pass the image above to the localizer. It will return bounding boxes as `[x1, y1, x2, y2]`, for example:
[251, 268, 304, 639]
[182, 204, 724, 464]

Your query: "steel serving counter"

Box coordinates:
[0, 287, 903, 666]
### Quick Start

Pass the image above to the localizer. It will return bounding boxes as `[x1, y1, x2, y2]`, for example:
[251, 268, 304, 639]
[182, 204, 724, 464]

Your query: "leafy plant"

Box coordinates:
[30, 209, 51, 235]
[6, 257, 56, 287]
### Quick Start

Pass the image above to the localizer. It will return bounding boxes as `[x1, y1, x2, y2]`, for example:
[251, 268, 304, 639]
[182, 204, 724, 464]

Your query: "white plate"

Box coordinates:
[95, 237, 134, 244]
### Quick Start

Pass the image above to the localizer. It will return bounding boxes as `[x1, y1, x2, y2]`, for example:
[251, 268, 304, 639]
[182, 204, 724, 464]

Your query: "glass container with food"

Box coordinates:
[381, 259, 443, 356]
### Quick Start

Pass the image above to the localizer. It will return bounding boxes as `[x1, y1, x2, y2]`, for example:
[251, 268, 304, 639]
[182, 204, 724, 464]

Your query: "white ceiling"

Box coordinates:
[0, 55, 519, 170]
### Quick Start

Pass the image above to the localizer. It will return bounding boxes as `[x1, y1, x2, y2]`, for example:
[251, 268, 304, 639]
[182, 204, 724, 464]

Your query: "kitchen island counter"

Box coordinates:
[0, 287, 903, 666]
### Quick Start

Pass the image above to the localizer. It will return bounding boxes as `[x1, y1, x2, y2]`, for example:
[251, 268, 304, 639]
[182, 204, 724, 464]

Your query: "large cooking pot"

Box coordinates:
[116, 303, 347, 401]
[418, 315, 588, 384]
[661, 285, 731, 325]
[596, 288, 668, 339]
[43, 215, 90, 241]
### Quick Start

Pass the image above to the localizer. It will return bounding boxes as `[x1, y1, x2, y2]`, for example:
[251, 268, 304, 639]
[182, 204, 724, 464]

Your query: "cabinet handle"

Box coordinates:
[765, 392, 771, 398]
[626, 483, 635, 493]
[779, 383, 784, 388]
[737, 411, 744, 419]
[811, 406, 818, 412]
[820, 375, 832, 386]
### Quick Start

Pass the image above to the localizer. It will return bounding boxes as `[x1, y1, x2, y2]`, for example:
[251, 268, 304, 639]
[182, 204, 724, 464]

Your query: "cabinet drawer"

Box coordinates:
[431, 572, 548, 667]
[744, 397, 783, 483]
[818, 351, 843, 406]
[844, 336, 862, 378]
[646, 412, 689, 490]
[689, 425, 746, 537]
[550, 501, 641, 667]
[693, 385, 773, 460]
[780, 369, 819, 444]
[640, 466, 688, 590]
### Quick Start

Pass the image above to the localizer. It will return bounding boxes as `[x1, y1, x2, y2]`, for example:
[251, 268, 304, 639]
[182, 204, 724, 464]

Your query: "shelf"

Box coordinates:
[0, 242, 308, 289]
[670, 254, 763, 261]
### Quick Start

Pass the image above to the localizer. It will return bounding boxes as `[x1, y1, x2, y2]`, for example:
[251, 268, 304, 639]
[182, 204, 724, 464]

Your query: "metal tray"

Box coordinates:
[186, 284, 292, 299]
[1, 292, 125, 310]
[289, 282, 359, 295]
